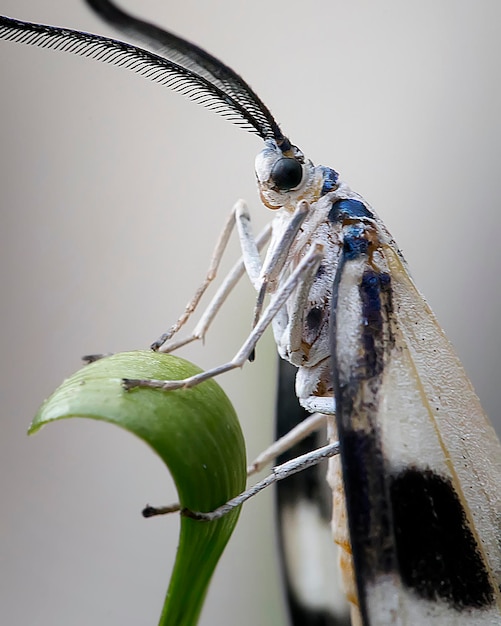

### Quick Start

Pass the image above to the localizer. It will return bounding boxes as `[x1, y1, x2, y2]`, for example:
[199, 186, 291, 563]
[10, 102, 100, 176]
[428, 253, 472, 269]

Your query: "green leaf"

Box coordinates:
[29, 350, 246, 626]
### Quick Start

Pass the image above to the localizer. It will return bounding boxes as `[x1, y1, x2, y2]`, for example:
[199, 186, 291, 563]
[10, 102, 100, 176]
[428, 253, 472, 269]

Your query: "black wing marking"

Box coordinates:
[0, 13, 282, 142]
[276, 358, 351, 626]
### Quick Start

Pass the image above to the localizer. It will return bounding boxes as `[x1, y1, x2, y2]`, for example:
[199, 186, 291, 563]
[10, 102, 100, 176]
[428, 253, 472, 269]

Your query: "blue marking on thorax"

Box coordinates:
[342, 226, 369, 259]
[328, 198, 373, 222]
[320, 166, 339, 195]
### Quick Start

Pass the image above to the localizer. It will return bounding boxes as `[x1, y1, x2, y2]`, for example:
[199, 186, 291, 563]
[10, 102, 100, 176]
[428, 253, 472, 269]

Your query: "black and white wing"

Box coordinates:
[276, 358, 351, 626]
[331, 223, 501, 625]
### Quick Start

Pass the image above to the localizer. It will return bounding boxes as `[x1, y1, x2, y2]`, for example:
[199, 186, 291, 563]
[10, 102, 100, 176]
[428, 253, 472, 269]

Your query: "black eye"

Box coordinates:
[270, 157, 303, 190]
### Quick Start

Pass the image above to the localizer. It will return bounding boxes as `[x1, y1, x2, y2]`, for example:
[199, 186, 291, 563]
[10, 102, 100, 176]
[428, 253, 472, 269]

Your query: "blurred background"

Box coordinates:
[1, 1, 500, 624]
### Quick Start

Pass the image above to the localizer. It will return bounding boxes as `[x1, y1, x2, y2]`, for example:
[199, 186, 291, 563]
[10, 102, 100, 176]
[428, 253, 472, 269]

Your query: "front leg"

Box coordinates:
[152, 199, 268, 351]
[153, 204, 272, 354]
[124, 244, 324, 390]
[253, 200, 310, 326]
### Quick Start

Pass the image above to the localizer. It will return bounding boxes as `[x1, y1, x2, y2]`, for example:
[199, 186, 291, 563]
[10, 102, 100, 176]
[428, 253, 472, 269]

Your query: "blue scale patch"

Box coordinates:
[342, 229, 369, 260]
[328, 198, 373, 222]
[320, 166, 339, 195]
[360, 270, 392, 379]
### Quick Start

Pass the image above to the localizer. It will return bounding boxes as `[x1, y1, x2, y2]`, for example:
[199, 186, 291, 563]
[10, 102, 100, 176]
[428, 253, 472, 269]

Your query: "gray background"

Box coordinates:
[1, 1, 500, 624]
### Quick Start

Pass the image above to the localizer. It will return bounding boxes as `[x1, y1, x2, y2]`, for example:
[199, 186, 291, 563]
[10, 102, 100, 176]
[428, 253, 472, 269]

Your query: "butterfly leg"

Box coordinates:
[124, 243, 324, 390]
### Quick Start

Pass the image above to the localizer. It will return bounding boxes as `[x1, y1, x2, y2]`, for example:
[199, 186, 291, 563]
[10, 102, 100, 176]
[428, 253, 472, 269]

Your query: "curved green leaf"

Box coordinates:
[29, 350, 246, 626]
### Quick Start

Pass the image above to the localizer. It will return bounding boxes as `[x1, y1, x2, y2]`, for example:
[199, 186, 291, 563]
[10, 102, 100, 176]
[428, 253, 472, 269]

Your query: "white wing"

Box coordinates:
[331, 227, 501, 625]
[385, 245, 501, 616]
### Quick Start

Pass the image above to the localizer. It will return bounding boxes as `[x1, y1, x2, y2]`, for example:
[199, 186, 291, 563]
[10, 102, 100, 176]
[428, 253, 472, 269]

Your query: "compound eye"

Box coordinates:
[270, 157, 303, 190]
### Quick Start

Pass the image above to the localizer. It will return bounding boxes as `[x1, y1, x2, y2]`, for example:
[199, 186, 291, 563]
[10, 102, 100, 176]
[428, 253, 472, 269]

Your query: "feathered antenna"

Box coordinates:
[84, 0, 287, 146]
[0, 8, 287, 146]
